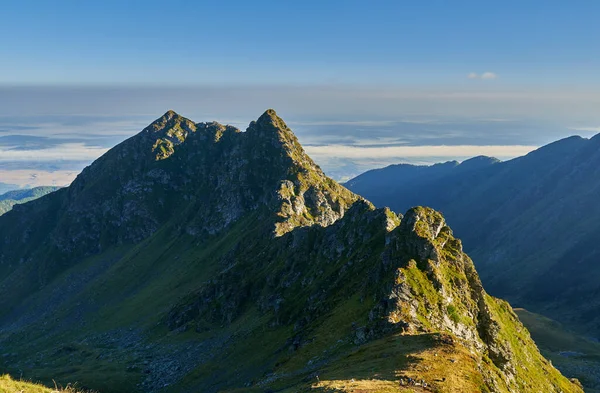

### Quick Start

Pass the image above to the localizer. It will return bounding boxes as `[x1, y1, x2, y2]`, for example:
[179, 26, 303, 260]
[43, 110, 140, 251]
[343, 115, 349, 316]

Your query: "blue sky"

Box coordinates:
[2, 0, 600, 86]
[1, 1, 600, 187]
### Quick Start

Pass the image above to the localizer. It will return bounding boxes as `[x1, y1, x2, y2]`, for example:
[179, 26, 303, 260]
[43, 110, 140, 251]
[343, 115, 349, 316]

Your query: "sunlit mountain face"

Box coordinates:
[0, 110, 584, 393]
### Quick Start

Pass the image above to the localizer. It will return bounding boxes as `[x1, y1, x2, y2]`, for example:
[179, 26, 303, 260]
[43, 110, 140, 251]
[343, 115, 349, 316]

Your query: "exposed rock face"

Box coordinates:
[381, 208, 517, 378]
[344, 135, 600, 338]
[166, 202, 581, 392]
[0, 109, 358, 311]
[0, 110, 582, 393]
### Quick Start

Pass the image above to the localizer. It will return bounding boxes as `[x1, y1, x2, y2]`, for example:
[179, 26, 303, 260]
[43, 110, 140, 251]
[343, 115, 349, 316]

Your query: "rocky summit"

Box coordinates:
[0, 110, 583, 392]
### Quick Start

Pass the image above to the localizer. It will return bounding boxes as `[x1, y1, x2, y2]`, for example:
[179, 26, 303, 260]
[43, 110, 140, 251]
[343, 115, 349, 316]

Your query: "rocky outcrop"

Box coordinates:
[0, 109, 359, 313]
[0, 110, 582, 393]
[165, 202, 581, 392]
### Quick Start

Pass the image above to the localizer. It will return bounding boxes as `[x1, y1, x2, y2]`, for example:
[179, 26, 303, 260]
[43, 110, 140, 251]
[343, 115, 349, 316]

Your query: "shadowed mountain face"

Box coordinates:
[345, 134, 600, 337]
[0, 110, 582, 393]
[344, 156, 500, 209]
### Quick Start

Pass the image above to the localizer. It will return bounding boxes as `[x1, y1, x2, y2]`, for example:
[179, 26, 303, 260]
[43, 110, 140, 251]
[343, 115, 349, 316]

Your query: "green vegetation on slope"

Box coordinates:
[516, 308, 600, 392]
[344, 135, 600, 341]
[0, 110, 582, 393]
[0, 186, 60, 216]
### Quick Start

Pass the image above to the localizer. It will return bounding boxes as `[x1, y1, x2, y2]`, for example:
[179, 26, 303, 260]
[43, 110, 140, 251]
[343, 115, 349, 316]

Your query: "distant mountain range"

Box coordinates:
[0, 186, 61, 216]
[345, 134, 600, 339]
[0, 182, 19, 195]
[0, 110, 581, 393]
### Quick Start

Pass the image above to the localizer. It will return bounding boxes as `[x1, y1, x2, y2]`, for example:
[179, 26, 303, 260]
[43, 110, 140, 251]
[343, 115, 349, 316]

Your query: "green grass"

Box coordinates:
[515, 308, 600, 357]
[516, 308, 600, 392]
[253, 332, 486, 393]
[0, 179, 585, 393]
[446, 304, 460, 324]
[485, 297, 582, 393]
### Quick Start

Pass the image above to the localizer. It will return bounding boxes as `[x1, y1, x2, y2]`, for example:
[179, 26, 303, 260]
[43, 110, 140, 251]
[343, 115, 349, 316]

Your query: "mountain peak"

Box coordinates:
[256, 108, 292, 132]
[0, 110, 584, 393]
[247, 108, 294, 140]
[257, 108, 279, 122]
[162, 109, 179, 119]
[146, 110, 194, 131]
[458, 155, 501, 172]
[142, 111, 198, 160]
[61, 109, 360, 242]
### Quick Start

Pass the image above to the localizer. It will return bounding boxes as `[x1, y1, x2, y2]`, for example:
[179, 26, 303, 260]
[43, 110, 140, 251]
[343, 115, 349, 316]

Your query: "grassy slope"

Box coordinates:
[345, 136, 600, 338]
[0, 112, 584, 393]
[277, 333, 485, 393]
[516, 308, 600, 392]
[0, 207, 584, 393]
[0, 210, 280, 392]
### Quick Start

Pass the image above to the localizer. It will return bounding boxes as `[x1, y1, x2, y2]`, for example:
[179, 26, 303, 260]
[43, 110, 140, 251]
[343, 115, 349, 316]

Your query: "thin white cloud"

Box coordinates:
[0, 143, 109, 162]
[305, 144, 535, 160]
[306, 144, 537, 181]
[569, 126, 600, 133]
[289, 120, 398, 127]
[0, 169, 78, 187]
[467, 72, 498, 80]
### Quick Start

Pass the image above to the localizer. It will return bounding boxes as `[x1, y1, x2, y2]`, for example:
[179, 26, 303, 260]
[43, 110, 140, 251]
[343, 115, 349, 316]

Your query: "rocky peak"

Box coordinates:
[143, 111, 198, 160]
[252, 108, 288, 133]
[48, 109, 360, 257]
[375, 206, 527, 384]
[161, 109, 179, 121]
[0, 108, 584, 392]
[245, 109, 310, 164]
[400, 206, 446, 241]
[144, 110, 194, 134]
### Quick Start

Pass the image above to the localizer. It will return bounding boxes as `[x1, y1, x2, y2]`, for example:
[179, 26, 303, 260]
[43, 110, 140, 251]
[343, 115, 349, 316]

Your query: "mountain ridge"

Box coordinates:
[0, 186, 61, 216]
[0, 110, 582, 393]
[344, 133, 600, 339]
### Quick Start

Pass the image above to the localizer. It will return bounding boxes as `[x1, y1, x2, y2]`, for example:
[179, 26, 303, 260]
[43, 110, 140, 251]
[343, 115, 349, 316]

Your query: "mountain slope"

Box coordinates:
[515, 308, 600, 392]
[0, 109, 357, 314]
[343, 156, 500, 209]
[0, 186, 61, 216]
[0, 110, 581, 393]
[344, 135, 600, 337]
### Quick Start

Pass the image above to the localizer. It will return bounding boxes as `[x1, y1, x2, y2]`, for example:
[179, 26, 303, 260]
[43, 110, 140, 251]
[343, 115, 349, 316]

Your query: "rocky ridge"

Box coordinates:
[0, 110, 582, 393]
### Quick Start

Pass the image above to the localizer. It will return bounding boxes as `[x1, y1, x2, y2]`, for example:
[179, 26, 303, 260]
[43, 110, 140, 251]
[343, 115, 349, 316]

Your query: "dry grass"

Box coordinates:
[304, 333, 485, 393]
[0, 375, 87, 393]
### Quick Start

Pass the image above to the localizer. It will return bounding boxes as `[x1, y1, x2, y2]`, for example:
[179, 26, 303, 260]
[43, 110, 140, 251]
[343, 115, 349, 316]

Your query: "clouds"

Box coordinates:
[481, 72, 498, 80]
[468, 72, 498, 80]
[305, 144, 535, 181]
[1, 85, 599, 187]
[0, 143, 109, 162]
[569, 126, 600, 133]
[305, 144, 535, 160]
[0, 169, 79, 188]
[0, 142, 107, 187]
